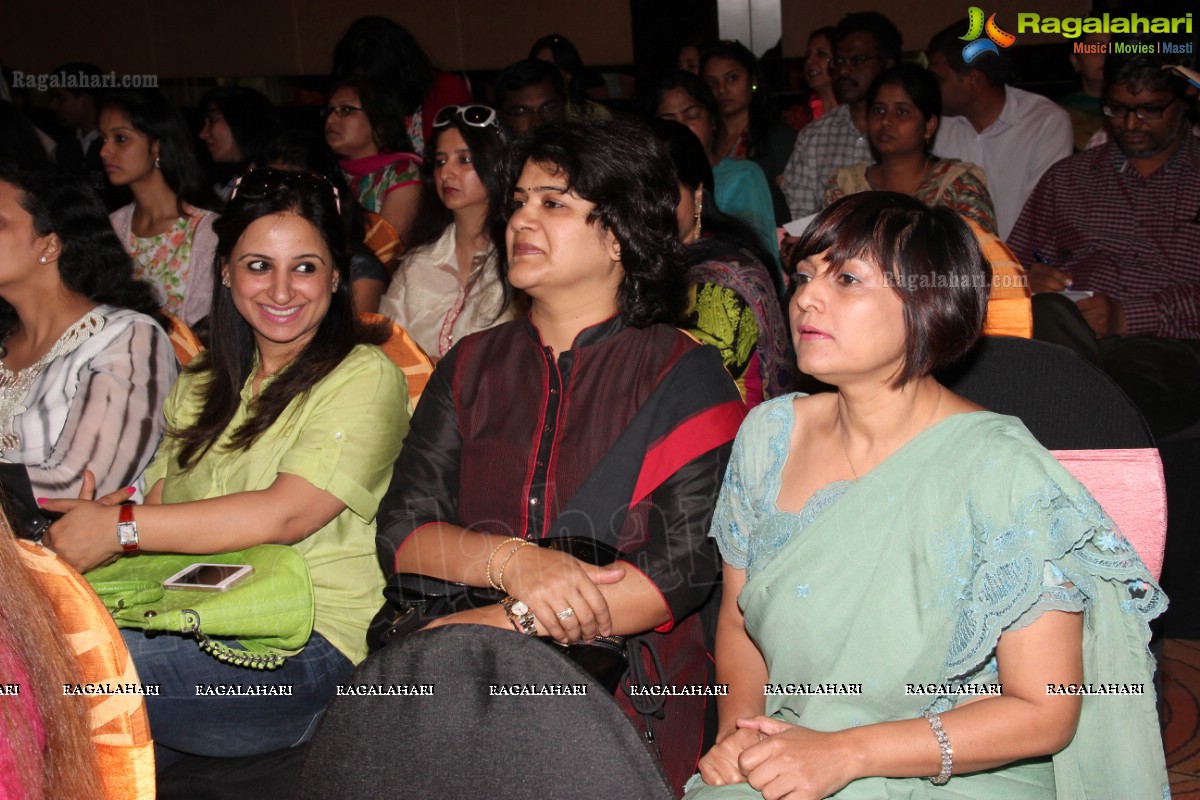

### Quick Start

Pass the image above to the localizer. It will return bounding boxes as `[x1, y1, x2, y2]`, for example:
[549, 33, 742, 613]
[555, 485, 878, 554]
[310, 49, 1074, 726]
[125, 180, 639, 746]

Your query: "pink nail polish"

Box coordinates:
[36, 498, 48, 505]
[125, 487, 136, 495]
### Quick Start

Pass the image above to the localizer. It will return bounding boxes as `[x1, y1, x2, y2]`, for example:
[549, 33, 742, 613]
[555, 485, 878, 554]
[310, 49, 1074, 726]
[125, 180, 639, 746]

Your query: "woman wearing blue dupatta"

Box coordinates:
[685, 192, 1168, 800]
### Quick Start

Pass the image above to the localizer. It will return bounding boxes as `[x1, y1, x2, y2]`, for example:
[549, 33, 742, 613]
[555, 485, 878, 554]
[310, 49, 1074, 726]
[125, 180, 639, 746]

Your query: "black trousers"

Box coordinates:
[1031, 293, 1200, 440]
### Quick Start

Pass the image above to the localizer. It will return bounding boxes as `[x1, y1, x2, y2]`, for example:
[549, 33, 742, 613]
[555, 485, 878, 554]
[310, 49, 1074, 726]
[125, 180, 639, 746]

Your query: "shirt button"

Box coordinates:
[550, 388, 558, 395]
[334, 432, 343, 440]
[529, 497, 539, 506]
[536, 461, 545, 468]
[543, 424, 552, 433]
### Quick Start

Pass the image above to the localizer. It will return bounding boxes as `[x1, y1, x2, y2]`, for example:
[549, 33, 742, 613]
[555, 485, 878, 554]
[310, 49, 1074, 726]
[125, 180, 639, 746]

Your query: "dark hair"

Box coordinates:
[699, 40, 776, 161]
[405, 108, 509, 252]
[262, 129, 369, 248]
[528, 34, 588, 106]
[835, 12, 903, 65]
[1104, 34, 1193, 96]
[330, 77, 413, 155]
[651, 71, 718, 139]
[928, 19, 1011, 86]
[867, 64, 942, 157]
[199, 86, 282, 168]
[173, 174, 389, 468]
[331, 16, 434, 114]
[0, 162, 169, 342]
[100, 89, 220, 214]
[502, 119, 686, 327]
[0, 102, 49, 166]
[493, 59, 566, 107]
[649, 118, 775, 269]
[47, 62, 104, 99]
[790, 192, 988, 387]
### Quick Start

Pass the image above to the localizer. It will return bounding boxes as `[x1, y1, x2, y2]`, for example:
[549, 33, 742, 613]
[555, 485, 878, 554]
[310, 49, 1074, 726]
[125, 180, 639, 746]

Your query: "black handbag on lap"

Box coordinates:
[367, 536, 629, 692]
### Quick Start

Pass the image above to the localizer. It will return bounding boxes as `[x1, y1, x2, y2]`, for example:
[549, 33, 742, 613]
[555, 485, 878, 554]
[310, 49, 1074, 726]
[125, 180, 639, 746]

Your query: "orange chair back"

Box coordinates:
[360, 312, 434, 407]
[16, 541, 156, 800]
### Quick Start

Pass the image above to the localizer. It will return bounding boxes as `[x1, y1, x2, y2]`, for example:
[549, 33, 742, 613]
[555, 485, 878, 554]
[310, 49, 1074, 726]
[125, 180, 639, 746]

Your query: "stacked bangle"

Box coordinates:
[922, 711, 953, 785]
[486, 537, 525, 590]
[496, 541, 537, 594]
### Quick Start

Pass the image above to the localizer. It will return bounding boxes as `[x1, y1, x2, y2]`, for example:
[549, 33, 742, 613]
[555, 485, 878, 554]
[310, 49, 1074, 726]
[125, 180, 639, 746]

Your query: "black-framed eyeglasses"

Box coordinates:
[229, 168, 341, 214]
[1102, 96, 1178, 120]
[321, 104, 364, 119]
[433, 105, 501, 130]
[833, 55, 885, 69]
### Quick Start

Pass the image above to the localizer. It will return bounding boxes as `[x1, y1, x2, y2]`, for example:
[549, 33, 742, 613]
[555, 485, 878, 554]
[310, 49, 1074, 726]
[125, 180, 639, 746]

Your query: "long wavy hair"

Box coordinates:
[0, 162, 168, 342]
[173, 175, 389, 468]
[0, 522, 102, 800]
[501, 119, 686, 327]
[100, 89, 220, 215]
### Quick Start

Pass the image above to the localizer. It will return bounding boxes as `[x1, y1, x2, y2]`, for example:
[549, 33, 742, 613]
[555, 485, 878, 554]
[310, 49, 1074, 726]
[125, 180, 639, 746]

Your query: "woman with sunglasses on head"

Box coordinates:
[324, 77, 423, 247]
[378, 119, 746, 793]
[100, 89, 221, 329]
[43, 168, 409, 765]
[264, 129, 391, 314]
[822, 65, 997, 234]
[0, 162, 175, 500]
[701, 41, 797, 224]
[378, 105, 520, 359]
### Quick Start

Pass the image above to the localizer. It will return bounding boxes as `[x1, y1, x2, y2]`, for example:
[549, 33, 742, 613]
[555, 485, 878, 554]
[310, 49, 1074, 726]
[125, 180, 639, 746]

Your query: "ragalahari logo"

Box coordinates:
[960, 7, 1017, 63]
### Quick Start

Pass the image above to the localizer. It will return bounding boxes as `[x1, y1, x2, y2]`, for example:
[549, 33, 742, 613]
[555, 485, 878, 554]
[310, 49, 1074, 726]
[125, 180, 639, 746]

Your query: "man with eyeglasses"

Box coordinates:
[1007, 40, 1200, 440]
[779, 11, 900, 220]
[927, 18, 1073, 239]
[493, 59, 568, 138]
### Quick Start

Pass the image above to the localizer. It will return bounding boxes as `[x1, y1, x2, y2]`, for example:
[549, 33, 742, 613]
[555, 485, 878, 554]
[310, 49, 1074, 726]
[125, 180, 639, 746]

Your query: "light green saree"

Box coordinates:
[686, 396, 1169, 799]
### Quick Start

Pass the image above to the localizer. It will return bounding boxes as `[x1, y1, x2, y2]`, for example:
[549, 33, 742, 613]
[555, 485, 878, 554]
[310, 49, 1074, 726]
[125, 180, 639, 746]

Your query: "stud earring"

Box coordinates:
[222, 276, 230, 288]
[154, 157, 161, 170]
[39, 256, 48, 264]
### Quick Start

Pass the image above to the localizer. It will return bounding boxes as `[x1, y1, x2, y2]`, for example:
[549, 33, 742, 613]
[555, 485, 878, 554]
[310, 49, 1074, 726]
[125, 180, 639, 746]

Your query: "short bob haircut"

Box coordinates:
[501, 118, 686, 327]
[790, 192, 989, 387]
[173, 170, 387, 468]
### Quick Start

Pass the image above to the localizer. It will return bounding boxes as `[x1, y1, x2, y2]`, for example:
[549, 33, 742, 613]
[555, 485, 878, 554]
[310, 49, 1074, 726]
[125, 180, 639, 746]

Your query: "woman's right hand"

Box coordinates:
[501, 546, 625, 644]
[698, 727, 761, 786]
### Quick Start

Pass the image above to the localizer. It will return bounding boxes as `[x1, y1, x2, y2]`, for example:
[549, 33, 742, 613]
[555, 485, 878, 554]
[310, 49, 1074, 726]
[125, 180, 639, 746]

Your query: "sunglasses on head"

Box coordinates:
[433, 105, 501, 131]
[229, 168, 341, 214]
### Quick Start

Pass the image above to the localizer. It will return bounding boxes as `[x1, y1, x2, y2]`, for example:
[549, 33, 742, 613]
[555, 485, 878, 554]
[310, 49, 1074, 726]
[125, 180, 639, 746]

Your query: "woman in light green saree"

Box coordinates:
[685, 193, 1168, 800]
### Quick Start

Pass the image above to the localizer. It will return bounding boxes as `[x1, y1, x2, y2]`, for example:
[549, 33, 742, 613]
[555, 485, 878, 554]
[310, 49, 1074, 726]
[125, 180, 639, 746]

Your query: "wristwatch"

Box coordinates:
[500, 596, 537, 636]
[116, 504, 139, 554]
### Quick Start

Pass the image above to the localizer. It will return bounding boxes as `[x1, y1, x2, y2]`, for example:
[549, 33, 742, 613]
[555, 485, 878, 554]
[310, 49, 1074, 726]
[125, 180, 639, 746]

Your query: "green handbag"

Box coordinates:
[85, 545, 315, 670]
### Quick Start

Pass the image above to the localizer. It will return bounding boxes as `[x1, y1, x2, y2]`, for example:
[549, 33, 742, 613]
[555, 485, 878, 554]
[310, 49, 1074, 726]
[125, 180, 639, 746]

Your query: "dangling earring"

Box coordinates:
[154, 157, 161, 170]
[693, 200, 703, 243]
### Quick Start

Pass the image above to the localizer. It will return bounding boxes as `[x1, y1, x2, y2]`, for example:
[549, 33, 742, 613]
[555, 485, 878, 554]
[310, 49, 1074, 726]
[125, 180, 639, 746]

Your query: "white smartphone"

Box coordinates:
[163, 563, 254, 592]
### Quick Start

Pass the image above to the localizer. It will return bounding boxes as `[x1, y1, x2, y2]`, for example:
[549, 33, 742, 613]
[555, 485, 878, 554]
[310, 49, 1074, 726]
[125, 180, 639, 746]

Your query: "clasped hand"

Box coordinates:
[501, 546, 625, 644]
[40, 470, 134, 573]
[698, 717, 856, 800]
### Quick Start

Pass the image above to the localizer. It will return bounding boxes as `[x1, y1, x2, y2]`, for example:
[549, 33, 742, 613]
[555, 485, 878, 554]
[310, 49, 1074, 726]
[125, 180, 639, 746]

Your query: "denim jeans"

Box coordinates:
[121, 628, 353, 767]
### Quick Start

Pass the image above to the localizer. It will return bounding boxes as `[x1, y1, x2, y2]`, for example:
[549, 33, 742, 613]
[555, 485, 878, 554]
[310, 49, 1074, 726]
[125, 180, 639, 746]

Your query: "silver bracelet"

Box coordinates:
[922, 711, 953, 785]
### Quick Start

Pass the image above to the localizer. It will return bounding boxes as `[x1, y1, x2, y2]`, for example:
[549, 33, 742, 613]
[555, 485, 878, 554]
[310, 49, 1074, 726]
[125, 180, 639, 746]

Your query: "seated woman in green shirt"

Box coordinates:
[44, 169, 409, 767]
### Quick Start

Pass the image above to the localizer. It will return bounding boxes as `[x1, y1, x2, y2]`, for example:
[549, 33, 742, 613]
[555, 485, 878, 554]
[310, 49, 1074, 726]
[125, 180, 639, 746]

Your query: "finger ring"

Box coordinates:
[556, 607, 576, 620]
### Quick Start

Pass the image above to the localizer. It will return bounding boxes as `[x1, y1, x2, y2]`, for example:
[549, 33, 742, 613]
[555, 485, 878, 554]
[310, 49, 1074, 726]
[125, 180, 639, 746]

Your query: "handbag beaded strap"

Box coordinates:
[181, 609, 288, 671]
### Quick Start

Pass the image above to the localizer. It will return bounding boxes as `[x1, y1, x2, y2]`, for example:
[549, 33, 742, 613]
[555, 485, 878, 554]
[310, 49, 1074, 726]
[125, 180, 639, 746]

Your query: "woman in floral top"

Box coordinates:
[101, 90, 221, 328]
[822, 65, 998, 235]
[325, 77, 422, 246]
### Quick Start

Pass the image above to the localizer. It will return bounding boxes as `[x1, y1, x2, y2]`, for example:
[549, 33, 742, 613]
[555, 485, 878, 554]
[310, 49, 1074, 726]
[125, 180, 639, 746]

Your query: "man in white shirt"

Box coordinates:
[927, 20, 1073, 239]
